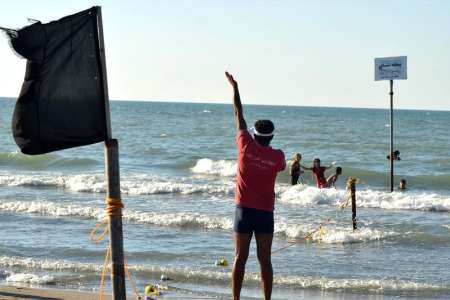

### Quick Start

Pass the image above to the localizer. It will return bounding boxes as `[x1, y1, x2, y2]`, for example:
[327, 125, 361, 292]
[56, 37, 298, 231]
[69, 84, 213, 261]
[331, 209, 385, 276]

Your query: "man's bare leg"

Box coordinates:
[232, 232, 252, 300]
[255, 233, 274, 300]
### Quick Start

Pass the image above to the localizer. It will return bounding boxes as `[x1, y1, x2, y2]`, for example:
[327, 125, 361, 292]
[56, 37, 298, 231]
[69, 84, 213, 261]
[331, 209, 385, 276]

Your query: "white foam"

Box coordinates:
[356, 190, 450, 212]
[0, 173, 104, 193]
[125, 210, 233, 230]
[278, 184, 450, 212]
[191, 158, 237, 177]
[275, 220, 396, 243]
[318, 227, 395, 244]
[0, 256, 100, 273]
[0, 200, 233, 230]
[0, 255, 442, 292]
[0, 200, 104, 220]
[0, 173, 234, 196]
[278, 184, 346, 206]
[0, 200, 396, 244]
[121, 176, 234, 195]
[273, 274, 442, 291]
[442, 224, 450, 230]
[6, 273, 55, 284]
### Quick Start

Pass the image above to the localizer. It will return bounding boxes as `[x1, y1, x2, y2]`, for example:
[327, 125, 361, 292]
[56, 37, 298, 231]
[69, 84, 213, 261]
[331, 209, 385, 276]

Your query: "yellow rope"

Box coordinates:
[339, 195, 352, 209]
[272, 218, 331, 254]
[124, 258, 142, 299]
[98, 246, 111, 300]
[90, 197, 142, 300]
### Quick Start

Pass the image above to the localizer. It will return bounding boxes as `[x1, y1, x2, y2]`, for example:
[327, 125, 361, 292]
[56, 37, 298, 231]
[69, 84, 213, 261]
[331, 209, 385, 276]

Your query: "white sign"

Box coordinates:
[374, 56, 407, 81]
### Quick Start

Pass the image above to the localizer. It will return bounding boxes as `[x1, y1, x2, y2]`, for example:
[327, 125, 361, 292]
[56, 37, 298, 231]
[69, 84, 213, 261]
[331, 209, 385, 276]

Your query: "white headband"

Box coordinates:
[249, 127, 274, 137]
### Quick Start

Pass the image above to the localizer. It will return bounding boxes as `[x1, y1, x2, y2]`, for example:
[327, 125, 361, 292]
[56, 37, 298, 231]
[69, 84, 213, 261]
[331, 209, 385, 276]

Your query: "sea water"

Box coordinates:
[0, 98, 450, 299]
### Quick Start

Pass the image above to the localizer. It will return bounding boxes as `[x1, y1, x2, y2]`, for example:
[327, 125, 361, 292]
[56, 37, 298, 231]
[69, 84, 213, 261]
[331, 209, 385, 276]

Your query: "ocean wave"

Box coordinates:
[0, 256, 100, 273]
[0, 173, 234, 195]
[0, 200, 103, 220]
[0, 200, 233, 230]
[315, 227, 395, 244]
[0, 255, 445, 292]
[278, 184, 450, 212]
[0, 151, 99, 170]
[275, 221, 396, 243]
[121, 176, 234, 195]
[5, 272, 55, 284]
[191, 158, 237, 177]
[0, 200, 395, 243]
[273, 275, 444, 291]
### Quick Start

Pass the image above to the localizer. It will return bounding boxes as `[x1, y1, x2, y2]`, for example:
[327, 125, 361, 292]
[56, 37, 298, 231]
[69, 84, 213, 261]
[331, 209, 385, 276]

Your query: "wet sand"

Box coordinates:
[0, 285, 100, 300]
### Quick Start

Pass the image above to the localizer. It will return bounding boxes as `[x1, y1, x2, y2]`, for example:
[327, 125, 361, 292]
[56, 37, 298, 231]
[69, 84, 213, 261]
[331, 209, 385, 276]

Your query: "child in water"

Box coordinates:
[290, 153, 303, 185]
[303, 158, 334, 188]
[399, 178, 407, 191]
[326, 167, 342, 188]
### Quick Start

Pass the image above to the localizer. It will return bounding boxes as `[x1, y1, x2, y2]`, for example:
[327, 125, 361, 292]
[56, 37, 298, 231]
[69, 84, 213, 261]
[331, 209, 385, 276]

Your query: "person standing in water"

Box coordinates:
[326, 166, 342, 188]
[290, 153, 303, 185]
[399, 178, 407, 191]
[225, 71, 285, 300]
[303, 158, 334, 188]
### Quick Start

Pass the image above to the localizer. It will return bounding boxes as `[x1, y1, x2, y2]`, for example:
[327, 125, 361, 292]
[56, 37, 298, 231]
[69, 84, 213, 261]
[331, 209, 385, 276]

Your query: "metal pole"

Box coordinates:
[105, 139, 126, 300]
[389, 80, 394, 192]
[96, 6, 126, 300]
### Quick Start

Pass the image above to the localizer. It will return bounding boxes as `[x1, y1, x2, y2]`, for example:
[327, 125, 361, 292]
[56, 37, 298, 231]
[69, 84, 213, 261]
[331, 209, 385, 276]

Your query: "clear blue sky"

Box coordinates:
[1, 1, 449, 110]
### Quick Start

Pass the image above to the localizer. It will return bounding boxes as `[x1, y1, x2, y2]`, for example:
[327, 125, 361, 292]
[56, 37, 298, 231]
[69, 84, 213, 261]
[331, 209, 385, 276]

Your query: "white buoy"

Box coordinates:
[160, 274, 172, 281]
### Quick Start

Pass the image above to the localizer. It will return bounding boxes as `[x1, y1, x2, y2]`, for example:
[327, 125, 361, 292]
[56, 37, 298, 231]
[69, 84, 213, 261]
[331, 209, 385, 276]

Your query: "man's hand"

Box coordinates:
[225, 71, 246, 130]
[225, 71, 238, 88]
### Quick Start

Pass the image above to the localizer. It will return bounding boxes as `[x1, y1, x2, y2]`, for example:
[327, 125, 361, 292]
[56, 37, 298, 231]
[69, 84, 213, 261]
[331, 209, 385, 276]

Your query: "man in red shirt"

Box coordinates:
[225, 72, 285, 300]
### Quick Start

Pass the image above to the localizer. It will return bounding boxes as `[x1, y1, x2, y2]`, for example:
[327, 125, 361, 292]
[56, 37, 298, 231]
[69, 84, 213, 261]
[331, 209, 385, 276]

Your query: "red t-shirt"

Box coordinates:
[312, 166, 327, 188]
[235, 130, 286, 212]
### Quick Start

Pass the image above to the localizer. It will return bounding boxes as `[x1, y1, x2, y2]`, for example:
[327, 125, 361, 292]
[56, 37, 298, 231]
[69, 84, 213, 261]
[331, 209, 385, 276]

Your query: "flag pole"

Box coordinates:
[96, 6, 127, 300]
[389, 79, 394, 192]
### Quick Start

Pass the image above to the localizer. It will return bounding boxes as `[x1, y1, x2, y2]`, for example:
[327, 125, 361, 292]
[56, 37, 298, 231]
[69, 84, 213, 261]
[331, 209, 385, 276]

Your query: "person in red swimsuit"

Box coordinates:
[303, 158, 334, 188]
[225, 71, 285, 300]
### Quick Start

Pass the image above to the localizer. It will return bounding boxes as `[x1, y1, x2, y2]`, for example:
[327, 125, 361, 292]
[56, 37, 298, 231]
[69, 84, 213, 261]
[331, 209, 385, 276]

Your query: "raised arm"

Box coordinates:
[225, 71, 247, 131]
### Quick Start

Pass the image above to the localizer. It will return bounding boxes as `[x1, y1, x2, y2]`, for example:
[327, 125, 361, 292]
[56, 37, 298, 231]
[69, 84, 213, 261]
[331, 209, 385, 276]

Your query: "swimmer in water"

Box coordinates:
[326, 166, 342, 188]
[302, 158, 334, 189]
[399, 178, 407, 191]
[290, 153, 303, 185]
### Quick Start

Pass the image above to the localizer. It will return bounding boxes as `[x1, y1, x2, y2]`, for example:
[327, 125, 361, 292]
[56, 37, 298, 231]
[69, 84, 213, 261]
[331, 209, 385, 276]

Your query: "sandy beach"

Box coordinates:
[0, 285, 100, 300]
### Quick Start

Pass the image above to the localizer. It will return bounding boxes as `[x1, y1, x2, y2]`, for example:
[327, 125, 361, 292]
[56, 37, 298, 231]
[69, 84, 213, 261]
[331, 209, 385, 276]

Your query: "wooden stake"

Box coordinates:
[347, 178, 357, 230]
[96, 6, 126, 300]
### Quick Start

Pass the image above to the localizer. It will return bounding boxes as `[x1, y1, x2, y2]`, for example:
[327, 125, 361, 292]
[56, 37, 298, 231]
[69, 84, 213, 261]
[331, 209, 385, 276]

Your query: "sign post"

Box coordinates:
[374, 56, 407, 192]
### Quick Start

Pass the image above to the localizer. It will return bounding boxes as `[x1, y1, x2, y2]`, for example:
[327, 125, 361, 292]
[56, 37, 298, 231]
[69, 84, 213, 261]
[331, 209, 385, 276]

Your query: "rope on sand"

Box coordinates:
[90, 197, 142, 300]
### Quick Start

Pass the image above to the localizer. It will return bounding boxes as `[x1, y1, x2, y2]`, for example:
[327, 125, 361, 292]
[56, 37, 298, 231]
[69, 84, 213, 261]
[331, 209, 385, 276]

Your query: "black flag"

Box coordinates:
[4, 7, 108, 155]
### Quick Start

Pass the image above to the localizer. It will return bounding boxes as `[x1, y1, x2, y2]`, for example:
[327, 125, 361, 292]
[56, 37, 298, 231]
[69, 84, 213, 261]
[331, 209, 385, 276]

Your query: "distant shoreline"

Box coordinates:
[1, 96, 448, 113]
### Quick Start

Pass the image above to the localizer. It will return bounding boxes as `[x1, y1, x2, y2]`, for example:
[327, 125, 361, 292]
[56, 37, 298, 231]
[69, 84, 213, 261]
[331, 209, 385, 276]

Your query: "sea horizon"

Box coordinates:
[1, 96, 449, 113]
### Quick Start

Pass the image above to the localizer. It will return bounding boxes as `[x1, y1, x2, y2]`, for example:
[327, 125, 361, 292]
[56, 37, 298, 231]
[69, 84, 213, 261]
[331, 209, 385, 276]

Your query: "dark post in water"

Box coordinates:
[389, 80, 394, 192]
[348, 178, 357, 230]
[97, 6, 127, 300]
